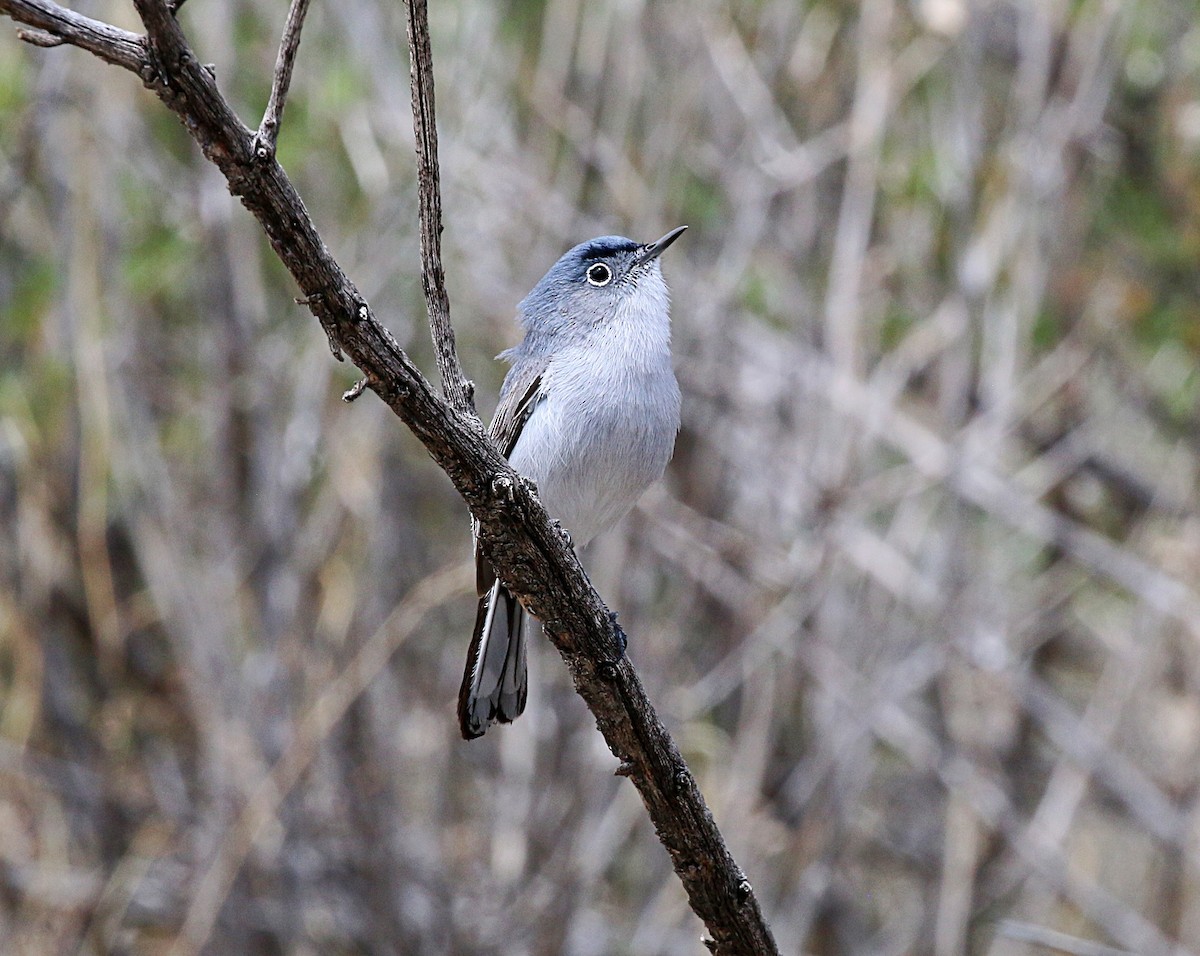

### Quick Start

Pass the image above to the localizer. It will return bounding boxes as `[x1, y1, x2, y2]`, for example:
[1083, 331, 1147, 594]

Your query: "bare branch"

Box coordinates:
[255, 0, 311, 158]
[2, 0, 779, 951]
[16, 25, 61, 47]
[403, 0, 475, 416]
[0, 0, 147, 73]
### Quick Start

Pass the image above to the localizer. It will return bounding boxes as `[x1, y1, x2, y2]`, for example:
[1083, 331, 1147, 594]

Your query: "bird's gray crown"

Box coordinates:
[525, 235, 644, 304]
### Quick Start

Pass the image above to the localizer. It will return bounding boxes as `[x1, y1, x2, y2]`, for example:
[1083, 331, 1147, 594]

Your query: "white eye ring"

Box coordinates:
[586, 263, 612, 286]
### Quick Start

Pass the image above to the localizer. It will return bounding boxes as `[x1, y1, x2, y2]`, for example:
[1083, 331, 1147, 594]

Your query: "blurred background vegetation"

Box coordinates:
[3, 0, 1200, 953]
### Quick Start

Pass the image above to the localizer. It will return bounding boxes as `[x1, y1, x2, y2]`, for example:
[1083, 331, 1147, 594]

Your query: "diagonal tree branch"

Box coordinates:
[0, 1, 779, 952]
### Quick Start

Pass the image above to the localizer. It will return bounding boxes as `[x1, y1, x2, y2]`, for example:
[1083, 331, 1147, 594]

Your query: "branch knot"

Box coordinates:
[252, 136, 275, 163]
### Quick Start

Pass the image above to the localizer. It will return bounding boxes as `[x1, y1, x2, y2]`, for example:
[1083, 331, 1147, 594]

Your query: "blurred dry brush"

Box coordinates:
[3, 0, 1200, 953]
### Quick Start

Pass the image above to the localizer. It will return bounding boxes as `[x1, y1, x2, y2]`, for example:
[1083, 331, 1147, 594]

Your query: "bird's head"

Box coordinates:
[513, 226, 687, 346]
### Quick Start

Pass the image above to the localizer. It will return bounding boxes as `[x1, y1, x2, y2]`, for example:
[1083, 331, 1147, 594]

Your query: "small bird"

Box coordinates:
[458, 227, 686, 740]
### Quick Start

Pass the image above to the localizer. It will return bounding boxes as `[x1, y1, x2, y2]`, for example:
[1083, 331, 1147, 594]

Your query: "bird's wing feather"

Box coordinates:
[490, 360, 547, 457]
[474, 358, 548, 595]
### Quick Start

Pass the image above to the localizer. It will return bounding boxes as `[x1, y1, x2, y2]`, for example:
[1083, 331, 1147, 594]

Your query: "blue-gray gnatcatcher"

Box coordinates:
[458, 227, 687, 739]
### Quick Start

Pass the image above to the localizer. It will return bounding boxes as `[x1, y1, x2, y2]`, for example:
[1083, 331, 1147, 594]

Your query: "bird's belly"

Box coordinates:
[507, 391, 676, 546]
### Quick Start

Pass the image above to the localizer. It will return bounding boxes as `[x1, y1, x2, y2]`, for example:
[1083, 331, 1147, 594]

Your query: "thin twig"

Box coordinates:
[16, 25, 61, 46]
[255, 0, 311, 158]
[0, 0, 145, 71]
[403, 0, 475, 417]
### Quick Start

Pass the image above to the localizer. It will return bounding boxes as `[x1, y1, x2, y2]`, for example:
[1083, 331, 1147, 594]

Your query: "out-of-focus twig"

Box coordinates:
[694, 337, 1200, 637]
[822, 0, 893, 376]
[997, 919, 1135, 956]
[169, 561, 473, 956]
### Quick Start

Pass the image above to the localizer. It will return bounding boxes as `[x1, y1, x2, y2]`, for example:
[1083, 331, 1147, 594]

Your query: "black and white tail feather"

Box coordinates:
[456, 362, 543, 741]
[457, 568, 529, 739]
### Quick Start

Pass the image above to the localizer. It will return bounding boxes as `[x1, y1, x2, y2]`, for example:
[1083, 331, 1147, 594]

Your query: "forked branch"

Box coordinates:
[255, 0, 311, 158]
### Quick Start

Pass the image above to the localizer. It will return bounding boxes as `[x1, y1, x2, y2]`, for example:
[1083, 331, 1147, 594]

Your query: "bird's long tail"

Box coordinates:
[458, 579, 529, 739]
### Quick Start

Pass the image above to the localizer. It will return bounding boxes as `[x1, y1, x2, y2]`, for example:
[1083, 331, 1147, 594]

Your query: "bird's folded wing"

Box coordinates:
[474, 359, 548, 595]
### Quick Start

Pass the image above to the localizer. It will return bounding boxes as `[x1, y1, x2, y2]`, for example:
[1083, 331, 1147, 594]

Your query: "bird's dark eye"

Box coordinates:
[586, 263, 613, 286]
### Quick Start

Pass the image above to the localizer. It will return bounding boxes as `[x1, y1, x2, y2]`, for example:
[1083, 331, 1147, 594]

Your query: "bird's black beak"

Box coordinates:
[635, 225, 687, 266]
